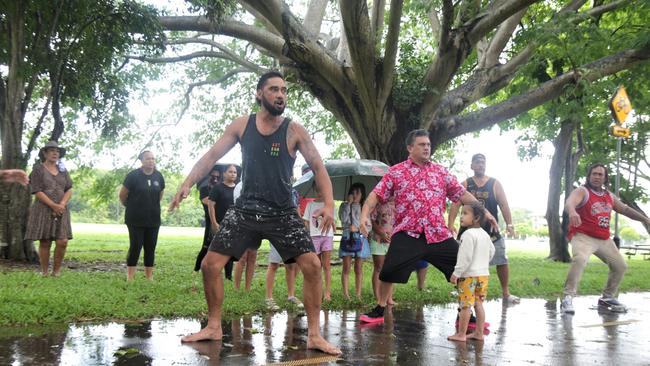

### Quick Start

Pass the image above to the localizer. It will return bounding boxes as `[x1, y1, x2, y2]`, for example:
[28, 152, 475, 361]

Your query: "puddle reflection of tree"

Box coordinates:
[0, 330, 67, 365]
[123, 321, 152, 339]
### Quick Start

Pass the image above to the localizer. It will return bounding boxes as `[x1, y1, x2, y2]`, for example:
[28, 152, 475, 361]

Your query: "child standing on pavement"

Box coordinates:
[303, 184, 335, 301]
[448, 202, 495, 342]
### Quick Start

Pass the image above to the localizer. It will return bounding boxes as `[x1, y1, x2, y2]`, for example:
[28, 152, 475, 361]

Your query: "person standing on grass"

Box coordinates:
[119, 150, 165, 281]
[339, 183, 371, 300]
[196, 166, 221, 272]
[170, 71, 340, 355]
[369, 198, 395, 304]
[303, 184, 335, 302]
[358, 129, 496, 324]
[26, 141, 73, 277]
[448, 153, 519, 304]
[208, 164, 254, 286]
[448, 203, 495, 342]
[264, 188, 303, 310]
[561, 163, 650, 314]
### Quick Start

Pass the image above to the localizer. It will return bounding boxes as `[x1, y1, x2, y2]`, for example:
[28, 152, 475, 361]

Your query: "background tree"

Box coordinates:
[143, 0, 650, 164]
[0, 0, 163, 260]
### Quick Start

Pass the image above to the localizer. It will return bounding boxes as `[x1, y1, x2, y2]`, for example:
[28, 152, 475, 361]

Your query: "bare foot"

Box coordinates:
[307, 335, 342, 355]
[51, 271, 60, 277]
[447, 333, 467, 342]
[467, 331, 484, 341]
[386, 299, 398, 306]
[343, 293, 350, 300]
[323, 296, 331, 302]
[181, 327, 223, 342]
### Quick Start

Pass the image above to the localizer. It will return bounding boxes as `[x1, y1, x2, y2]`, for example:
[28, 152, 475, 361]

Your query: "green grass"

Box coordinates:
[1, 231, 650, 327]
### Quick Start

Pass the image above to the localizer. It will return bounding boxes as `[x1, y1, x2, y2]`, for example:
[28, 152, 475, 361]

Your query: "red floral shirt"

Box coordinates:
[373, 158, 465, 244]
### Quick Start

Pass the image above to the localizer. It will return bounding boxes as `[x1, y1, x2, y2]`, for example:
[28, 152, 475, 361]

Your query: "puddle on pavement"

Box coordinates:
[1, 292, 649, 365]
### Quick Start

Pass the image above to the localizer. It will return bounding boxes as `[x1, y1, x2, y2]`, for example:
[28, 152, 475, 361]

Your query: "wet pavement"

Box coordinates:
[1, 292, 649, 365]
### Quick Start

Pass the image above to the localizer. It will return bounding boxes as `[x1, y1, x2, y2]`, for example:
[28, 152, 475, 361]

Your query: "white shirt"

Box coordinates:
[302, 201, 335, 237]
[453, 227, 495, 278]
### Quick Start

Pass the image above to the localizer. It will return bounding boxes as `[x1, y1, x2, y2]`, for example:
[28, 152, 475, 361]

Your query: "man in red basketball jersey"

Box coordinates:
[561, 164, 650, 313]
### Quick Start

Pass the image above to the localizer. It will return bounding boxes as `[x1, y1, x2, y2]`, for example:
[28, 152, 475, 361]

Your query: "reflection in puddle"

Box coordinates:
[1, 292, 648, 365]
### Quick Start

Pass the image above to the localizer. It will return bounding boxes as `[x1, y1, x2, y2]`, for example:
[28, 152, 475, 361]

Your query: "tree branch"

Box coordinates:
[440, 0, 454, 48]
[240, 2, 281, 36]
[239, 0, 285, 34]
[467, 0, 539, 46]
[141, 38, 263, 72]
[430, 46, 650, 147]
[478, 9, 526, 68]
[371, 0, 386, 48]
[158, 16, 285, 57]
[303, 0, 329, 35]
[339, 1, 377, 111]
[127, 50, 237, 63]
[379, 0, 403, 109]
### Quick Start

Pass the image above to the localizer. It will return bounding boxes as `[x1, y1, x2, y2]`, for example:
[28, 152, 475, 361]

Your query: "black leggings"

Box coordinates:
[127, 226, 160, 267]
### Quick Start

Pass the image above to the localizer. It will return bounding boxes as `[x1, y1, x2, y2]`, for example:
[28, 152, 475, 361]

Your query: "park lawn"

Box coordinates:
[1, 231, 650, 327]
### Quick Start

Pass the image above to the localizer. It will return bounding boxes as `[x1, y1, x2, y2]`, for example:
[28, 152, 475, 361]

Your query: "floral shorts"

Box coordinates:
[457, 276, 489, 308]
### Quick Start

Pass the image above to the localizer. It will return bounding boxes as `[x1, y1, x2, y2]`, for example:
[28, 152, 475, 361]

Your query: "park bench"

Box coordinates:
[621, 244, 650, 260]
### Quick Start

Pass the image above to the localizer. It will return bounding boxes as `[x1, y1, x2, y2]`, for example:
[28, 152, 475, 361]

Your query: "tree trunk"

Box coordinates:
[546, 119, 576, 262]
[0, 183, 36, 261]
[0, 2, 37, 262]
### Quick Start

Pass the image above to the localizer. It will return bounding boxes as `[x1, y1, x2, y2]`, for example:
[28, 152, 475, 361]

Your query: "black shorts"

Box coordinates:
[379, 232, 459, 283]
[208, 207, 314, 264]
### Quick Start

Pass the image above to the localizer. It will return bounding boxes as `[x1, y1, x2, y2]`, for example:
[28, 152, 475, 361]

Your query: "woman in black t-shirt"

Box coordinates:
[195, 166, 221, 271]
[208, 164, 257, 288]
[119, 150, 165, 281]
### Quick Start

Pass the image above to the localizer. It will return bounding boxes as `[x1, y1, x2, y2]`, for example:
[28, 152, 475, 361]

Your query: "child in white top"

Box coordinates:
[448, 202, 495, 342]
[303, 184, 335, 301]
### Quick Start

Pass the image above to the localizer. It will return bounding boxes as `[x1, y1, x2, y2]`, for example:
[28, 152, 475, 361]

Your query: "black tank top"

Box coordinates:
[464, 177, 501, 241]
[236, 114, 295, 215]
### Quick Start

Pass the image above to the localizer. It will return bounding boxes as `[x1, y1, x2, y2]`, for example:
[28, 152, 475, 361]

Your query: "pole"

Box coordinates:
[614, 137, 621, 248]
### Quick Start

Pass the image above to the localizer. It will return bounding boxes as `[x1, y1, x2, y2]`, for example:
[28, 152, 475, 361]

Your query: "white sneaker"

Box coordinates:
[504, 294, 520, 304]
[561, 296, 575, 314]
[287, 296, 304, 308]
[265, 298, 280, 311]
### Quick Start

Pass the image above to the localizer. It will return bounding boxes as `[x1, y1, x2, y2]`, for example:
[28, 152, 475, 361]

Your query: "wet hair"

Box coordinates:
[138, 150, 152, 161]
[585, 163, 609, 189]
[348, 182, 366, 205]
[465, 202, 486, 226]
[255, 70, 284, 105]
[471, 153, 486, 162]
[405, 129, 430, 146]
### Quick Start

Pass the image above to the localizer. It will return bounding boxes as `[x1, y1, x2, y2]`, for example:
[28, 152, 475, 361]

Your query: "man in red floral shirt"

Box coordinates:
[359, 129, 496, 323]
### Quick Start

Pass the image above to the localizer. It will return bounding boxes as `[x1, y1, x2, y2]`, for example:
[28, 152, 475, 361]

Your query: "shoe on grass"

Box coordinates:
[265, 298, 280, 311]
[287, 296, 304, 308]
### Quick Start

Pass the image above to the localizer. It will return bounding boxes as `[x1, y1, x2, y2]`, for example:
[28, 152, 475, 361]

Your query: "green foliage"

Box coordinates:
[184, 0, 238, 22]
[620, 227, 642, 242]
[66, 167, 205, 226]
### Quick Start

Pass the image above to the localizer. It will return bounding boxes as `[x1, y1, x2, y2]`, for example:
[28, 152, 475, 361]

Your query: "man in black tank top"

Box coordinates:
[169, 71, 341, 355]
[447, 153, 520, 304]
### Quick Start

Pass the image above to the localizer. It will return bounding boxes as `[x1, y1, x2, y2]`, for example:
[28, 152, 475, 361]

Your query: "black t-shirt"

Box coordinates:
[123, 169, 165, 227]
[199, 184, 211, 220]
[209, 183, 235, 223]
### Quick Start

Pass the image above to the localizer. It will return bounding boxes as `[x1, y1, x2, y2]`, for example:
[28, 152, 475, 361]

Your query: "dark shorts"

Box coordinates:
[379, 232, 459, 284]
[208, 207, 315, 264]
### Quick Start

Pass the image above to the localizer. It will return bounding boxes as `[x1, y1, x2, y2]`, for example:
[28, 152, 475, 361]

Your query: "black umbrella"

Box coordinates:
[293, 159, 389, 200]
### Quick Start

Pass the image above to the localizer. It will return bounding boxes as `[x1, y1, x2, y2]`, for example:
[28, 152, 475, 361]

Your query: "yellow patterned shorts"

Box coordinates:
[457, 276, 489, 308]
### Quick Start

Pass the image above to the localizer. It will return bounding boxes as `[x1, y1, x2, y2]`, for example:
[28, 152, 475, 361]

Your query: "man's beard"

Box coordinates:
[262, 97, 285, 116]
